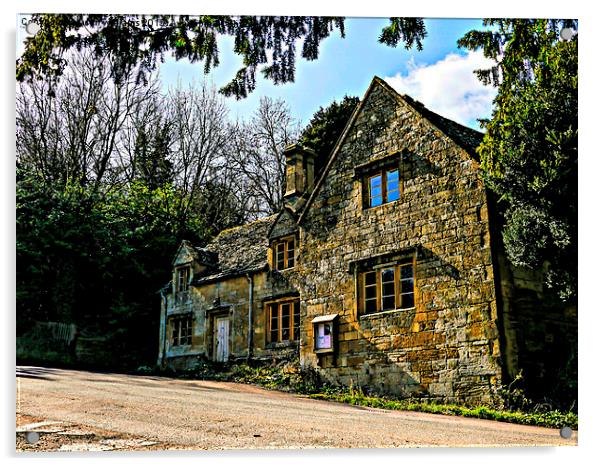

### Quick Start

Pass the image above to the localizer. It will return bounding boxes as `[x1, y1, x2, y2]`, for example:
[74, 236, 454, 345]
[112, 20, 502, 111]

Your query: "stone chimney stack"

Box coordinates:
[283, 144, 317, 207]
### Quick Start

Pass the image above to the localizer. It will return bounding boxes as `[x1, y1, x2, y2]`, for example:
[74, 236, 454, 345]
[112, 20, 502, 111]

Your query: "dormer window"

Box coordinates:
[273, 236, 296, 270]
[176, 267, 190, 292]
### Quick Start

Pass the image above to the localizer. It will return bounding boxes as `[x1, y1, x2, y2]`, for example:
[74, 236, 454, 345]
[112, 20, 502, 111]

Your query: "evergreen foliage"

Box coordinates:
[299, 95, 360, 173]
[17, 15, 427, 99]
[459, 20, 578, 300]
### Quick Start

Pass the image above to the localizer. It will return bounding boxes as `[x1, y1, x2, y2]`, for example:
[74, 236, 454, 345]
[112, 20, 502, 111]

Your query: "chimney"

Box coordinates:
[283, 144, 317, 207]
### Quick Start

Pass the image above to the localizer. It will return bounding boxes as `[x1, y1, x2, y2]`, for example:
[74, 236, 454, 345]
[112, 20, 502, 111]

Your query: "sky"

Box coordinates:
[17, 16, 496, 131]
[158, 17, 496, 130]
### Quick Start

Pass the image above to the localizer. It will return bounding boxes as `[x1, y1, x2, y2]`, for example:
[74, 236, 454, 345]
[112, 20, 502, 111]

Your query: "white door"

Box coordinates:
[215, 317, 230, 362]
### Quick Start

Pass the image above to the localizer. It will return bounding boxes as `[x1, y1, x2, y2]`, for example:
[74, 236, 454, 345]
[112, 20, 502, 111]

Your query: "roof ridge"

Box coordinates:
[211, 214, 278, 240]
[373, 76, 484, 138]
[297, 76, 484, 223]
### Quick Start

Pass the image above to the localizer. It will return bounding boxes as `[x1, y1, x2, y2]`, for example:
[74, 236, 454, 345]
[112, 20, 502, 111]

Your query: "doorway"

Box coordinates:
[213, 316, 230, 362]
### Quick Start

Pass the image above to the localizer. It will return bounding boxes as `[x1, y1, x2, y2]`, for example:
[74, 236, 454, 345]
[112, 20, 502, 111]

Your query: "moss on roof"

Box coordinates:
[194, 214, 277, 283]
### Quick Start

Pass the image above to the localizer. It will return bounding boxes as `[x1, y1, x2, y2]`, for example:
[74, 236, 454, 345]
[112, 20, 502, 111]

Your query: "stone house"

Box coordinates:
[157, 77, 576, 405]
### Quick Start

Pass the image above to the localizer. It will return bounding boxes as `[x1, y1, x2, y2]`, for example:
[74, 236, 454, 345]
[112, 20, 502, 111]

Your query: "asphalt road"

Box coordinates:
[16, 365, 577, 450]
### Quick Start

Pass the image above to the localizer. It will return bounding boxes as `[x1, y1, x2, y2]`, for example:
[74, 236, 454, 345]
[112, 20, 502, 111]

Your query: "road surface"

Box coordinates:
[16, 365, 577, 450]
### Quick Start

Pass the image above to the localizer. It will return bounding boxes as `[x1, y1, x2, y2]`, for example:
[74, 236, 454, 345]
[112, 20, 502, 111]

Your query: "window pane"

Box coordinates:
[381, 269, 395, 290]
[172, 322, 179, 345]
[276, 243, 285, 270]
[400, 263, 415, 309]
[281, 304, 291, 340]
[387, 170, 400, 202]
[400, 264, 413, 279]
[184, 318, 192, 345]
[365, 299, 377, 314]
[382, 296, 395, 311]
[177, 269, 188, 291]
[401, 293, 414, 309]
[381, 268, 395, 311]
[401, 278, 414, 294]
[365, 271, 376, 286]
[381, 268, 394, 282]
[369, 175, 383, 207]
[286, 240, 295, 268]
[382, 282, 395, 297]
[365, 285, 377, 299]
[270, 304, 279, 342]
[293, 301, 300, 340]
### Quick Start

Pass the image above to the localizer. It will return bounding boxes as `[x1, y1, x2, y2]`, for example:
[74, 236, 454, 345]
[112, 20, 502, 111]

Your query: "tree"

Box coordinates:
[166, 81, 235, 229]
[229, 97, 301, 217]
[459, 19, 577, 300]
[299, 95, 360, 173]
[16, 50, 160, 190]
[124, 93, 174, 189]
[17, 15, 427, 99]
[16, 168, 212, 367]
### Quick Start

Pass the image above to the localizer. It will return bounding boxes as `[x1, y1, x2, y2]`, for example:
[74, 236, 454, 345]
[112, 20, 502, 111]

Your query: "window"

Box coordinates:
[360, 261, 415, 315]
[176, 267, 190, 292]
[171, 316, 192, 346]
[267, 299, 300, 343]
[273, 236, 296, 270]
[367, 168, 400, 207]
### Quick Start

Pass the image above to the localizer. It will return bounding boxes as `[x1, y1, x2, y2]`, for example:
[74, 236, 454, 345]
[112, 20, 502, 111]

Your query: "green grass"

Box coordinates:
[308, 390, 578, 430]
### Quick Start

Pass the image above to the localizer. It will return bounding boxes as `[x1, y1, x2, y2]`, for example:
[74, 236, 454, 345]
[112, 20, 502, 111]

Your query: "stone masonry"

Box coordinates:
[157, 77, 576, 405]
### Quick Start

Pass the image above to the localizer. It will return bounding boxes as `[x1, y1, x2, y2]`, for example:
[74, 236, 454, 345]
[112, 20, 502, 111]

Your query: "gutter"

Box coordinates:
[246, 273, 254, 362]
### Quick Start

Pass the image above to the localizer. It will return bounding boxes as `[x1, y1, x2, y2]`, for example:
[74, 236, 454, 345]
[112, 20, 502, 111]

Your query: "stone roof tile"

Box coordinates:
[193, 214, 277, 284]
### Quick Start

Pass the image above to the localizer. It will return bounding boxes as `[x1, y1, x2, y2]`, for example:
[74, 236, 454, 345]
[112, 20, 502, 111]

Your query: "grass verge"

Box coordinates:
[146, 360, 578, 430]
[308, 390, 578, 430]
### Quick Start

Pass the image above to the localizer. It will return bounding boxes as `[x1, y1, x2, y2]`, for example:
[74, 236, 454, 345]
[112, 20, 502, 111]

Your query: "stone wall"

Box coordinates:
[159, 270, 299, 369]
[495, 249, 577, 403]
[295, 81, 503, 404]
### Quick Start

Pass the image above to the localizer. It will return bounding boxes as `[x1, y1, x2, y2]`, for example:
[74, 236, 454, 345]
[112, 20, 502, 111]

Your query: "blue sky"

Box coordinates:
[16, 16, 495, 130]
[159, 18, 495, 130]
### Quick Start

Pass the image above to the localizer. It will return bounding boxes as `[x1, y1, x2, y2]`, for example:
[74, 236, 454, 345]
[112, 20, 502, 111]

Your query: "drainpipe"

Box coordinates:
[159, 290, 168, 367]
[246, 273, 254, 362]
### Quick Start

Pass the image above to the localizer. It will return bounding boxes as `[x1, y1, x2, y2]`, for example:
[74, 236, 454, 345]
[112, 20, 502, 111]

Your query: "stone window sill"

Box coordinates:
[314, 348, 335, 354]
[274, 266, 296, 272]
[363, 198, 401, 211]
[360, 307, 415, 320]
[265, 340, 299, 350]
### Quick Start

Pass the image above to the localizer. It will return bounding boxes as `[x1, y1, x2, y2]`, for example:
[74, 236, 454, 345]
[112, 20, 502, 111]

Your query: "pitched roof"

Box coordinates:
[394, 91, 483, 157]
[298, 76, 484, 222]
[193, 214, 277, 284]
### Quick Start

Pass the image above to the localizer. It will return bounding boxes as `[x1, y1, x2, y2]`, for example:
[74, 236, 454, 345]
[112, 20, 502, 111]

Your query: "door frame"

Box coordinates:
[206, 306, 231, 362]
[213, 316, 230, 362]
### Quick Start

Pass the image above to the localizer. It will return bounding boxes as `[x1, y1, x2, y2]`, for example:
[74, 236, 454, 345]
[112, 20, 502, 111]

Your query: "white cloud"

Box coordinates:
[384, 50, 497, 129]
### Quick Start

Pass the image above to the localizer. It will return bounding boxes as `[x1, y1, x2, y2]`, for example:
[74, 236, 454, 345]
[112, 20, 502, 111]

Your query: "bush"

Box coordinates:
[16, 332, 74, 367]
